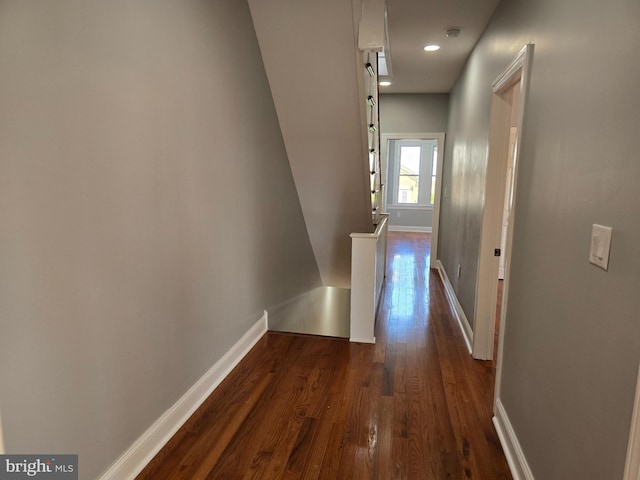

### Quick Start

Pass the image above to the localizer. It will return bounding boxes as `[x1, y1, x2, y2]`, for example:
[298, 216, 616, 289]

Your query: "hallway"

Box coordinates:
[138, 232, 512, 479]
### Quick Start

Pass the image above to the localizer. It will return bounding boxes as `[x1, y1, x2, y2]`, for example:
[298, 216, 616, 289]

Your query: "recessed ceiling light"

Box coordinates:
[423, 44, 440, 52]
[379, 81, 392, 86]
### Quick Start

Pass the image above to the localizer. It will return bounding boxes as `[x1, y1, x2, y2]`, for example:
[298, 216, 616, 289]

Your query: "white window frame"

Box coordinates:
[389, 139, 437, 207]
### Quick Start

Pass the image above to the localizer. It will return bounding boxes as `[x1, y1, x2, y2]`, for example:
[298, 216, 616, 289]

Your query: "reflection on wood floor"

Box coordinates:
[137, 232, 512, 479]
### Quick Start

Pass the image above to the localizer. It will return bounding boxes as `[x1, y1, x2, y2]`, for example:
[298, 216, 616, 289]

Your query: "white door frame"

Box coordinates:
[473, 45, 534, 371]
[380, 132, 445, 268]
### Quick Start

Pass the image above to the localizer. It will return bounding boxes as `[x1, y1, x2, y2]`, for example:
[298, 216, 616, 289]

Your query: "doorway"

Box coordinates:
[473, 45, 533, 374]
[380, 132, 445, 268]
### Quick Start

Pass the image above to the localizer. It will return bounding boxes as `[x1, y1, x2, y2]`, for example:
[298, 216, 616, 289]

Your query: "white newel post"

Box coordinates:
[350, 215, 388, 343]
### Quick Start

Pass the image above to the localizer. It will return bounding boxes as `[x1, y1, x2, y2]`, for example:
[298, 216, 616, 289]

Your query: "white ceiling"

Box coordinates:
[382, 0, 500, 93]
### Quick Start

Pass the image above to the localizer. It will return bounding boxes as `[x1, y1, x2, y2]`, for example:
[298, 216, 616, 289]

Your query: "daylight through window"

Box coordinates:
[391, 140, 437, 207]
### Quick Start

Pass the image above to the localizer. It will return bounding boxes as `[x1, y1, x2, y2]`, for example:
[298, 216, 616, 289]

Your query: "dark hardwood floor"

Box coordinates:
[137, 232, 512, 479]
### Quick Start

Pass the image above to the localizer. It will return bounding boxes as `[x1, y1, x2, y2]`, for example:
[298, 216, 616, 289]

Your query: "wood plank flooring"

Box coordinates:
[137, 232, 512, 479]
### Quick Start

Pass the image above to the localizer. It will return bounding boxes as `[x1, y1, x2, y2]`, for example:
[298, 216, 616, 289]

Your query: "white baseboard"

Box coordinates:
[493, 398, 534, 480]
[349, 335, 376, 344]
[435, 260, 473, 354]
[388, 225, 432, 233]
[98, 312, 268, 480]
[624, 363, 640, 480]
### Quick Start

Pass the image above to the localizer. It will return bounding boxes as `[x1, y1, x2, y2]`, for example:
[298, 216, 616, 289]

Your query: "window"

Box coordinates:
[398, 146, 420, 204]
[430, 147, 438, 204]
[390, 139, 438, 206]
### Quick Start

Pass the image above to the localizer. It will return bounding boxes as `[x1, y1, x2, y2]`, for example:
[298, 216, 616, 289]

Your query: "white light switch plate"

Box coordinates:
[589, 224, 613, 271]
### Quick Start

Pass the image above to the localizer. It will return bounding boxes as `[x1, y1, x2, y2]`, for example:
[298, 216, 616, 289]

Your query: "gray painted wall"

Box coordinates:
[438, 0, 640, 477]
[248, 0, 374, 288]
[380, 94, 449, 230]
[388, 206, 434, 231]
[380, 93, 449, 133]
[0, 1, 320, 478]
